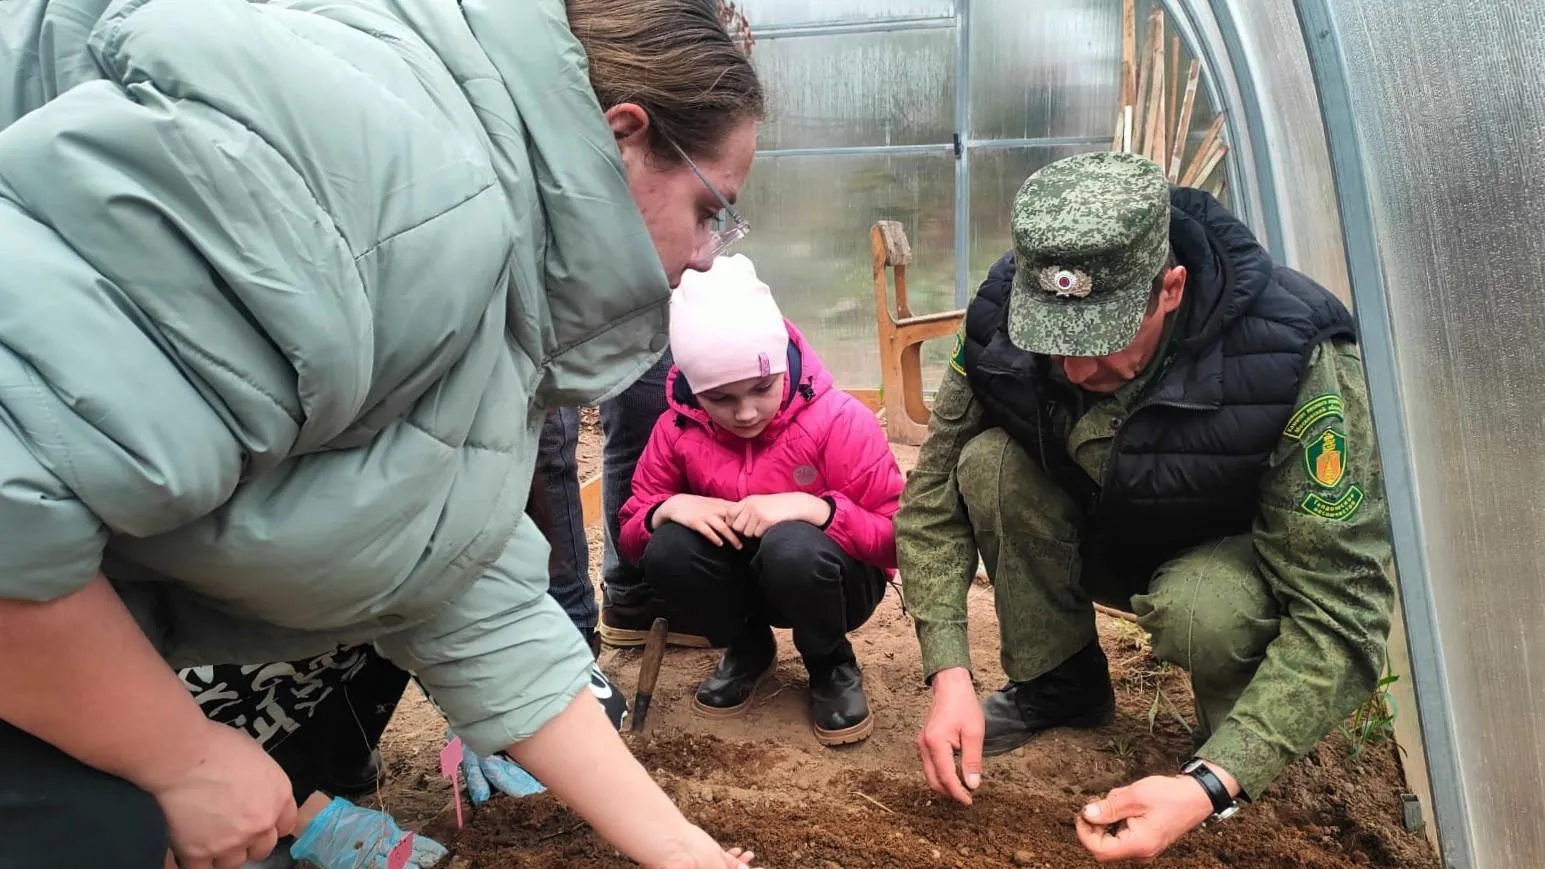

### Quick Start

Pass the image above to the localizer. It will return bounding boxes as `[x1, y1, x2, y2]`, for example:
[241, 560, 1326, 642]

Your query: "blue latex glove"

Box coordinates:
[453, 663, 625, 805]
[459, 741, 546, 805]
[290, 797, 447, 869]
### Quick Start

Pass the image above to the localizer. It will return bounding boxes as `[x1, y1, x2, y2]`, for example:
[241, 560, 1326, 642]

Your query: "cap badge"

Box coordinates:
[1037, 267, 1093, 300]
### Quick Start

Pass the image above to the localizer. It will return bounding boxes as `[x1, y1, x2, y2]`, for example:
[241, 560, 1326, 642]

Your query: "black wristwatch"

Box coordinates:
[1181, 759, 1240, 822]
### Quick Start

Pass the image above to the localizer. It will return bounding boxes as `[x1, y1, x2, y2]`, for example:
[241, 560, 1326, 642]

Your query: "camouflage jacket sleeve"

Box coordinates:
[1198, 338, 1395, 798]
[896, 364, 988, 681]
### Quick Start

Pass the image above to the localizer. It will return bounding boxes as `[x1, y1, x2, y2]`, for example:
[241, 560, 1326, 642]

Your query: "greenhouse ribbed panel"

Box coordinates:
[735, 152, 957, 388]
[969, 0, 1219, 144]
[754, 29, 957, 151]
[738, 0, 953, 27]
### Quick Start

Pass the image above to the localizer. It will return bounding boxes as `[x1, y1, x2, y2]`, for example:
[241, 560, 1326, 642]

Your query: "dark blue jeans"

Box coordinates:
[536, 404, 596, 635]
[536, 350, 672, 633]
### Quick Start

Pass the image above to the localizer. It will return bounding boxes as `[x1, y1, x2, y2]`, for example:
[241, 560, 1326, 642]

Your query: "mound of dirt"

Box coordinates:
[384, 593, 1433, 869]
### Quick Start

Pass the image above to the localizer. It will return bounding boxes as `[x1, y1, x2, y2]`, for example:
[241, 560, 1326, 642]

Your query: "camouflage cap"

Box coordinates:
[1007, 151, 1171, 357]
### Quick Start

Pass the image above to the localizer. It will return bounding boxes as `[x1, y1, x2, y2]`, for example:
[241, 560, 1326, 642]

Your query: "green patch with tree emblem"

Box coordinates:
[1300, 485, 1364, 520]
[1304, 428, 1347, 488]
[948, 325, 967, 376]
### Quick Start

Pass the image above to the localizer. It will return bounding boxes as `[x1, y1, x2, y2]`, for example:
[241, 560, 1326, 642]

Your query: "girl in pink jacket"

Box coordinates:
[619, 255, 903, 746]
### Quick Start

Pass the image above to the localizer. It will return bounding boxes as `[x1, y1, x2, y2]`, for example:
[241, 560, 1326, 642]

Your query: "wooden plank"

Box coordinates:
[1204, 174, 1228, 202]
[1121, 0, 1136, 109]
[1168, 34, 1181, 142]
[580, 473, 603, 527]
[1179, 114, 1226, 187]
[1143, 9, 1161, 162]
[1188, 139, 1229, 191]
[1134, 9, 1157, 157]
[1170, 61, 1201, 181]
[875, 220, 912, 266]
[844, 388, 884, 415]
[1148, 11, 1167, 165]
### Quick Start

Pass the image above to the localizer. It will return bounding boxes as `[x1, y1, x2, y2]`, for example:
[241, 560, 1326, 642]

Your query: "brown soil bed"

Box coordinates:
[371, 438, 1435, 869]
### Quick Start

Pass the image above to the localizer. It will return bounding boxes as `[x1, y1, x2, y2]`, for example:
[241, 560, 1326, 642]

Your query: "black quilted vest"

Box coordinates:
[961, 188, 1356, 579]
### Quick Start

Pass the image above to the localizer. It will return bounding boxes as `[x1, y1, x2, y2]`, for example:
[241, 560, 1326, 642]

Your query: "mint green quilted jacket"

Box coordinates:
[0, 0, 671, 753]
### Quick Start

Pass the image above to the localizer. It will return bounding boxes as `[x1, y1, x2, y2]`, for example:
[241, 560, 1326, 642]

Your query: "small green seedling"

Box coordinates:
[1341, 669, 1402, 760]
[1139, 662, 1192, 737]
[1100, 735, 1136, 759]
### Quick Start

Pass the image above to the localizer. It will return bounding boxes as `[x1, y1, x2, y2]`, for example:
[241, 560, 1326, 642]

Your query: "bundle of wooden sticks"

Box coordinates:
[718, 0, 756, 57]
[1114, 0, 1228, 195]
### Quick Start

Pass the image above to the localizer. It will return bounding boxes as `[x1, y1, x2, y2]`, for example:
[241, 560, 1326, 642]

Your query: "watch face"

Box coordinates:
[1215, 804, 1241, 822]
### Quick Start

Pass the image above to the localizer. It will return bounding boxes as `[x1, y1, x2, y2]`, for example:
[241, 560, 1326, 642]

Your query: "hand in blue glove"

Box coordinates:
[290, 797, 447, 869]
[452, 663, 627, 806]
[458, 739, 546, 805]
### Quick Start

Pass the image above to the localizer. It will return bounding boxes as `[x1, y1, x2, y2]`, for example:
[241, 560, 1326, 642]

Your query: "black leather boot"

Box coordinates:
[809, 651, 873, 746]
[981, 639, 1116, 756]
[693, 625, 775, 717]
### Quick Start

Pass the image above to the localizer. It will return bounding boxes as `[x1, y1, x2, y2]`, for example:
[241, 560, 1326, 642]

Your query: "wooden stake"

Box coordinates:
[1148, 11, 1168, 165]
[1170, 60, 1201, 181]
[1179, 114, 1226, 187]
[1134, 10, 1157, 157]
[1189, 141, 1229, 191]
[1168, 34, 1181, 141]
[1112, 109, 1125, 152]
[1205, 174, 1228, 201]
[1141, 10, 1167, 160]
[1095, 603, 1140, 625]
[1123, 105, 1134, 153]
[1121, 0, 1136, 110]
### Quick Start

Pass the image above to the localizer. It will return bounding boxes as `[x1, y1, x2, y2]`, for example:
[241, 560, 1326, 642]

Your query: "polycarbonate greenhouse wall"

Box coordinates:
[734, 0, 1230, 388]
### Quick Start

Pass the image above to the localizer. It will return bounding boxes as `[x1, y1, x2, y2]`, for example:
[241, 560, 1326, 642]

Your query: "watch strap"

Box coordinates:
[1182, 760, 1235, 816]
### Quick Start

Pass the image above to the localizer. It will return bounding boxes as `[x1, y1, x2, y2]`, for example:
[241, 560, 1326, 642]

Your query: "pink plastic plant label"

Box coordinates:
[440, 736, 466, 828]
[439, 737, 464, 778]
[386, 833, 414, 869]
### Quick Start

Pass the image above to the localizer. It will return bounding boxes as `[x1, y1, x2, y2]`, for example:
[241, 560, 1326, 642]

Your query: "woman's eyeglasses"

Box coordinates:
[670, 140, 750, 259]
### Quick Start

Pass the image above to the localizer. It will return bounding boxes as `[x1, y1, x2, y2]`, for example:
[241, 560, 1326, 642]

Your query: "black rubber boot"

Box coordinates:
[981, 639, 1116, 756]
[693, 625, 775, 717]
[809, 650, 874, 746]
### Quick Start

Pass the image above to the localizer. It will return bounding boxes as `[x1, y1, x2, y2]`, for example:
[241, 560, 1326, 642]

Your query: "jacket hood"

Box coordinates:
[1169, 187, 1275, 354]
[422, 0, 673, 405]
[666, 320, 834, 442]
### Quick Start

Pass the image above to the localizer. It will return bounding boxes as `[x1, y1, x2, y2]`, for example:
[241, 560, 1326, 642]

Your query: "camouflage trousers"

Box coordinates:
[958, 428, 1280, 741]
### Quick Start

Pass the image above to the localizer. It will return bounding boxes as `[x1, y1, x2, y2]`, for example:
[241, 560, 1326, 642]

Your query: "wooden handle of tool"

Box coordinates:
[637, 617, 670, 695]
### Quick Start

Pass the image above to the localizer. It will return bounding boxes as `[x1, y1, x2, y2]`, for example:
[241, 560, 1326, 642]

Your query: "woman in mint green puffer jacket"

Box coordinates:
[0, 1, 764, 867]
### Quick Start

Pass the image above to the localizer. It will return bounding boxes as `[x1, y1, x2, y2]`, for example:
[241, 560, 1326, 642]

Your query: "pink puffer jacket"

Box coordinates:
[619, 321, 902, 572]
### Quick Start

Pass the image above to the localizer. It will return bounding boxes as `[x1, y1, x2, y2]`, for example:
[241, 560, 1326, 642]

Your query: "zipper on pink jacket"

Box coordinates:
[738, 439, 754, 499]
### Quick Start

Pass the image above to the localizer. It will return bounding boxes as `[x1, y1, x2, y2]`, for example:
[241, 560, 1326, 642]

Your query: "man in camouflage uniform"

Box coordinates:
[897, 151, 1394, 862]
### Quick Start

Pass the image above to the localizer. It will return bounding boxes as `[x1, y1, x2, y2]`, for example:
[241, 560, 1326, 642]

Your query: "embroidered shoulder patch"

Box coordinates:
[1284, 393, 1344, 440]
[949, 325, 967, 376]
[1304, 428, 1347, 488]
[1299, 485, 1364, 520]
